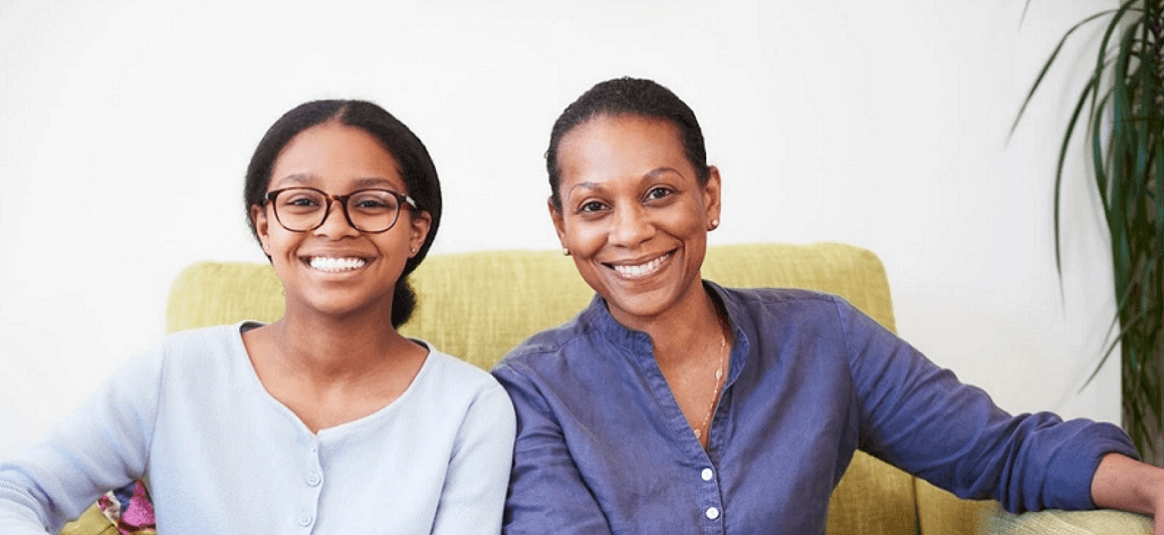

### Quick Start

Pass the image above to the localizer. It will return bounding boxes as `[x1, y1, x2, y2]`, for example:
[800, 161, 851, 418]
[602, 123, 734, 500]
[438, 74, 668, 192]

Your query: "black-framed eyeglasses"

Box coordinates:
[263, 187, 418, 234]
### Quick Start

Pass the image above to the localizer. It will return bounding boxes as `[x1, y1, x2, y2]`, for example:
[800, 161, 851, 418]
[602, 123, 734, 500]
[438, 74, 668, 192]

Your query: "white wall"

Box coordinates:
[0, 0, 1120, 458]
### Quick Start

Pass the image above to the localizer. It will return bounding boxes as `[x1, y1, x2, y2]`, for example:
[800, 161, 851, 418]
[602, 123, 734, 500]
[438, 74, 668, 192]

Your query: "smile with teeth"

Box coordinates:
[308, 257, 367, 272]
[609, 251, 673, 278]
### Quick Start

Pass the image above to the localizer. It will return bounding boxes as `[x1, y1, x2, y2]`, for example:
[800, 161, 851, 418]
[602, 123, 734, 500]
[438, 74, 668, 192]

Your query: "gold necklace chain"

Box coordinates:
[693, 322, 729, 444]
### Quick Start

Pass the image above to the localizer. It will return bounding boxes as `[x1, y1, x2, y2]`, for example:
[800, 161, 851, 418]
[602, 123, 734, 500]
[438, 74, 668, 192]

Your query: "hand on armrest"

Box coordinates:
[1091, 453, 1164, 535]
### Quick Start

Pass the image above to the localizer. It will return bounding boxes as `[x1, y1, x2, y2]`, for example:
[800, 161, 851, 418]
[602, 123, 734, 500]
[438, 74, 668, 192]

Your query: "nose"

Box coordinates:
[608, 204, 655, 248]
[313, 199, 361, 238]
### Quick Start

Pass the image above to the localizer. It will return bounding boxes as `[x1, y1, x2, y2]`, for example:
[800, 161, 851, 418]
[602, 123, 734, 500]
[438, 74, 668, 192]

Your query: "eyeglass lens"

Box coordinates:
[272, 188, 403, 233]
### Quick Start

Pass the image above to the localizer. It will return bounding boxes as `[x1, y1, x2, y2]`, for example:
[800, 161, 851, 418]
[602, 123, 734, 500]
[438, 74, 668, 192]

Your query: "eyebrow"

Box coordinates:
[272, 174, 401, 190]
[645, 167, 685, 180]
[351, 176, 399, 189]
[567, 181, 602, 195]
[273, 173, 315, 187]
[565, 167, 686, 196]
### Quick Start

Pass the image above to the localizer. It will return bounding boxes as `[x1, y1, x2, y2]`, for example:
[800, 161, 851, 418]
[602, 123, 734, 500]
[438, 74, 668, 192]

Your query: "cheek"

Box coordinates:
[667, 203, 710, 235]
[561, 219, 606, 254]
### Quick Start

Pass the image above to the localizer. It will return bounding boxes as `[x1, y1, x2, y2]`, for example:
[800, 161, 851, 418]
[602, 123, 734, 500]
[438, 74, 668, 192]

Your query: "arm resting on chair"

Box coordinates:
[1090, 453, 1163, 534]
[982, 453, 1160, 535]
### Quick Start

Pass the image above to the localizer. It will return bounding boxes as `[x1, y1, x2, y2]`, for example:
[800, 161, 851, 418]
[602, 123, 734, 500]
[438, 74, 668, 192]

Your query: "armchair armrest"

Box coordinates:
[983, 504, 1151, 534]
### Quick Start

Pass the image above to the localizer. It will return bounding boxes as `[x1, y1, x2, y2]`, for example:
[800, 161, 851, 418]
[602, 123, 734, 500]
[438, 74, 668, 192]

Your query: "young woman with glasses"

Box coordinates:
[491, 77, 1163, 535]
[0, 100, 515, 534]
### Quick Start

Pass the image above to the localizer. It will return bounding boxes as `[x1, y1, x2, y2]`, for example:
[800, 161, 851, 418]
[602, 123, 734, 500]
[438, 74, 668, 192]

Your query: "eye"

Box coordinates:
[578, 200, 608, 213]
[355, 198, 390, 209]
[349, 191, 397, 214]
[287, 197, 319, 207]
[645, 186, 674, 201]
[279, 191, 324, 212]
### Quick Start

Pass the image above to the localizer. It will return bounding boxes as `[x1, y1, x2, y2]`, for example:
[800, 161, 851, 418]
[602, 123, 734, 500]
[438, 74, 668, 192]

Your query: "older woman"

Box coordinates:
[0, 100, 515, 534]
[491, 77, 1162, 535]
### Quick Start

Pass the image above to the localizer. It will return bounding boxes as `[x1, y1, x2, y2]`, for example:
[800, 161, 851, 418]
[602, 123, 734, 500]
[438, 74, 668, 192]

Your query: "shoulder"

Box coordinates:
[110, 323, 246, 378]
[159, 322, 249, 352]
[495, 309, 594, 363]
[414, 345, 516, 433]
[712, 284, 880, 362]
[421, 344, 512, 403]
[153, 323, 250, 371]
[714, 284, 853, 323]
[720, 285, 840, 306]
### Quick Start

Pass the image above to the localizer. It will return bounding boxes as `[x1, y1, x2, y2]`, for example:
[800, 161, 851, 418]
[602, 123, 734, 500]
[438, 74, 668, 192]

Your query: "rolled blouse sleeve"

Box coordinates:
[834, 296, 1138, 512]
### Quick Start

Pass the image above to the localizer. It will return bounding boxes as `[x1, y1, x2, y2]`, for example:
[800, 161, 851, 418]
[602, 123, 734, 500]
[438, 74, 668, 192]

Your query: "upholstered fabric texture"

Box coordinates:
[983, 507, 1151, 534]
[143, 242, 1148, 535]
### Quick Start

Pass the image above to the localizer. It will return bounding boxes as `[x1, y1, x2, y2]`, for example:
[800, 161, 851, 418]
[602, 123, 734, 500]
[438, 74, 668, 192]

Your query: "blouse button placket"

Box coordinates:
[299, 437, 323, 531]
[698, 466, 724, 530]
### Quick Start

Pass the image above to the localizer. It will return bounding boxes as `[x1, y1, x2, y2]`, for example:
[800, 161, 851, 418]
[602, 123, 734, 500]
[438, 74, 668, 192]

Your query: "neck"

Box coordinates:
[270, 301, 417, 382]
[615, 281, 727, 366]
[241, 300, 428, 434]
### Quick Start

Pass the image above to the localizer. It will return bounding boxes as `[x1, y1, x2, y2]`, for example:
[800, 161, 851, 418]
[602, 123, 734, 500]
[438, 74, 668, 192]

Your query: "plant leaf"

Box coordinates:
[1009, 9, 1117, 140]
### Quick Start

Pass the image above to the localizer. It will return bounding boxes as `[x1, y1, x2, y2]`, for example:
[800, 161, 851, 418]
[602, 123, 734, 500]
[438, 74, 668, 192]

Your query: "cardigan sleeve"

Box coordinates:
[0, 344, 163, 534]
[491, 360, 616, 535]
[833, 296, 1138, 513]
[429, 380, 516, 535]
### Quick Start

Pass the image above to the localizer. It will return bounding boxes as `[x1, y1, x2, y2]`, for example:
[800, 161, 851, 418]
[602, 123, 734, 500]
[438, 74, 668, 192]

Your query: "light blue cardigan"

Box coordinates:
[0, 322, 516, 534]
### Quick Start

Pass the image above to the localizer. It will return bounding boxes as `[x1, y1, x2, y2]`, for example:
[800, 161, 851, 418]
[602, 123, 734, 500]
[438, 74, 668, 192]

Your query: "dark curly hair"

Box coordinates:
[545, 77, 710, 211]
[243, 100, 442, 328]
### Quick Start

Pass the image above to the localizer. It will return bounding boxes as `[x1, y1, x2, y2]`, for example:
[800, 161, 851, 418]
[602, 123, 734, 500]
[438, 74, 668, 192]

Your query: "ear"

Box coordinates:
[703, 166, 722, 230]
[408, 210, 433, 258]
[250, 204, 272, 253]
[548, 197, 568, 248]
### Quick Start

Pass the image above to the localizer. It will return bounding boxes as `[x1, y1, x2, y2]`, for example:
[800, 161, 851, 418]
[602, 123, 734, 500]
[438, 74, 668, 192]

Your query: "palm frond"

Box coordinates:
[1017, 0, 1164, 462]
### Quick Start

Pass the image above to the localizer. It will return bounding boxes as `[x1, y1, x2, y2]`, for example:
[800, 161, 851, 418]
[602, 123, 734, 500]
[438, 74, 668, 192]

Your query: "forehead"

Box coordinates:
[270, 122, 405, 190]
[557, 114, 691, 188]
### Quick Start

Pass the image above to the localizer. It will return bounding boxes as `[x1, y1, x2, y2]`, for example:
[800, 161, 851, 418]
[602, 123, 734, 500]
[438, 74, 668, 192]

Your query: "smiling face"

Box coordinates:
[250, 121, 431, 319]
[551, 113, 721, 328]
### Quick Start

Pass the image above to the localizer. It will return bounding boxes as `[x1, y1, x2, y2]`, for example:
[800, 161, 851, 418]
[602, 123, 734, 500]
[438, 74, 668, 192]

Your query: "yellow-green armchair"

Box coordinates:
[64, 242, 1152, 534]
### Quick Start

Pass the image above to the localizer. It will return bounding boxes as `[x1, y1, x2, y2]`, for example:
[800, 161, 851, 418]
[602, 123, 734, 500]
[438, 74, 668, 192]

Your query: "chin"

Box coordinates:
[609, 279, 713, 327]
[602, 290, 679, 322]
[290, 289, 379, 319]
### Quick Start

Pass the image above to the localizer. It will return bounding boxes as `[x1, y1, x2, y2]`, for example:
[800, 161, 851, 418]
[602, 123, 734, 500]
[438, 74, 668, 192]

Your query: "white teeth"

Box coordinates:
[309, 257, 367, 272]
[613, 252, 671, 278]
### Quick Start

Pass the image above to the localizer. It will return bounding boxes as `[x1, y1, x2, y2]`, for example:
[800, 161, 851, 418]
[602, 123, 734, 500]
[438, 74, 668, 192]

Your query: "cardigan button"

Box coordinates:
[307, 472, 321, 487]
[298, 513, 314, 527]
[705, 507, 720, 520]
[701, 468, 714, 481]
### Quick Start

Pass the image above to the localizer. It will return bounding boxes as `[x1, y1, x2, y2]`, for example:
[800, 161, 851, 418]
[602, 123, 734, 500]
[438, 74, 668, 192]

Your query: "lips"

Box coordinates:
[607, 251, 674, 278]
[307, 256, 368, 272]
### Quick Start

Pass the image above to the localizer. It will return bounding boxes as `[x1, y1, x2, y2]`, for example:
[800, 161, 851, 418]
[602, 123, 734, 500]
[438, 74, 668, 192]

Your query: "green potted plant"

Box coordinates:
[1013, 0, 1162, 463]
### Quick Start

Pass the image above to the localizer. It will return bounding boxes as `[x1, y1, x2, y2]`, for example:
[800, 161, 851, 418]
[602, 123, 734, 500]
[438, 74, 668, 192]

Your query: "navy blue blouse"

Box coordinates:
[491, 282, 1137, 535]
